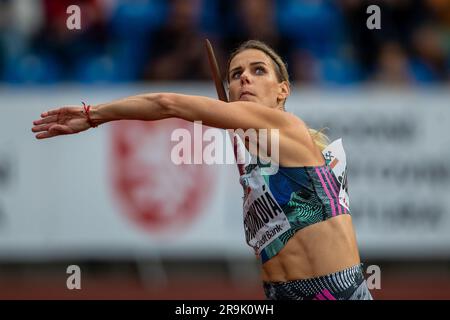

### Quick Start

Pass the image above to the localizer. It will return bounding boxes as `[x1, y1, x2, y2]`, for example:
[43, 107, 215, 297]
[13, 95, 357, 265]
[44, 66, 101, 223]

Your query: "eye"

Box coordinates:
[231, 71, 241, 80]
[255, 66, 266, 75]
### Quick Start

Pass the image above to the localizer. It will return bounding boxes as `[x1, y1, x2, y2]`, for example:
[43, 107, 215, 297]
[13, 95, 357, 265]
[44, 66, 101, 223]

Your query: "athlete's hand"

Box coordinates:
[32, 106, 92, 139]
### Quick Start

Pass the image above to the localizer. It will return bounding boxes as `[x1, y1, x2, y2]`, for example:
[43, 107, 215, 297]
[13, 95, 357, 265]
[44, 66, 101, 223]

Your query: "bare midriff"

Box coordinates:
[261, 214, 361, 282]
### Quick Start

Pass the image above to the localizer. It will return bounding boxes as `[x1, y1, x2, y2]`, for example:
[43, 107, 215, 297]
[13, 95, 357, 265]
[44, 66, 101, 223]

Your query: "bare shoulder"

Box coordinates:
[277, 112, 324, 166]
[284, 112, 307, 128]
[282, 112, 313, 142]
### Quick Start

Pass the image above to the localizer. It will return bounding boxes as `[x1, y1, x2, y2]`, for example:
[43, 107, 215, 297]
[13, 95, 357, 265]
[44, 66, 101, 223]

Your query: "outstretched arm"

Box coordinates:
[32, 92, 296, 139]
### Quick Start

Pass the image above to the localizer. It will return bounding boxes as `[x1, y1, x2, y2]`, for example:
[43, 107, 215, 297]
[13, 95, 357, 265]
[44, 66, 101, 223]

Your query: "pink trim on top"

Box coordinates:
[325, 167, 348, 214]
[321, 167, 342, 215]
[326, 166, 341, 195]
[315, 167, 336, 217]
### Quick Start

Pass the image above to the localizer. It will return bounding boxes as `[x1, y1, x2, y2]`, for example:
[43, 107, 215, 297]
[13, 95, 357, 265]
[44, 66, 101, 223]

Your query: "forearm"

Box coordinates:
[32, 92, 291, 140]
[85, 92, 290, 132]
[89, 93, 172, 126]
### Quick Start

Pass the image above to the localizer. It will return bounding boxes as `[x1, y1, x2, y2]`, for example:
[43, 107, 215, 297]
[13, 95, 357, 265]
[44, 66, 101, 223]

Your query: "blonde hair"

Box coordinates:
[227, 40, 329, 150]
[308, 127, 330, 151]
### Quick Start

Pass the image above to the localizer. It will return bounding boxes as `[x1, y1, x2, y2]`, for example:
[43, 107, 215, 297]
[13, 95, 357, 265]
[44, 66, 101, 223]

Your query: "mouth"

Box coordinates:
[239, 91, 255, 100]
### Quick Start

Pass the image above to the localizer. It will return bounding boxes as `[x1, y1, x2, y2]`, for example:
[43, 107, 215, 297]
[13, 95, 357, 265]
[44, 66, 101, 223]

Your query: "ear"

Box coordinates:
[277, 81, 290, 104]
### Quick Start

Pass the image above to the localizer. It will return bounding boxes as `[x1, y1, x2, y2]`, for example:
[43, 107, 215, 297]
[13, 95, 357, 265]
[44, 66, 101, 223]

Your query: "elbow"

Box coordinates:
[148, 92, 177, 119]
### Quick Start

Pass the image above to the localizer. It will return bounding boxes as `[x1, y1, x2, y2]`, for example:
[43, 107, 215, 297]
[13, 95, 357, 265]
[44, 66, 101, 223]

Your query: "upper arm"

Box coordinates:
[164, 93, 296, 131]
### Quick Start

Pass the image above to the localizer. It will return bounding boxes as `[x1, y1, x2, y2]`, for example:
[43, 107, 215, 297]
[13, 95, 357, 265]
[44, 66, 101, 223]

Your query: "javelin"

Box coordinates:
[204, 39, 246, 177]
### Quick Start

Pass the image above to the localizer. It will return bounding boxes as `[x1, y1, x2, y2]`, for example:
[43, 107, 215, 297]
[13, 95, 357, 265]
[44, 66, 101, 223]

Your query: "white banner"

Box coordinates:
[0, 85, 449, 259]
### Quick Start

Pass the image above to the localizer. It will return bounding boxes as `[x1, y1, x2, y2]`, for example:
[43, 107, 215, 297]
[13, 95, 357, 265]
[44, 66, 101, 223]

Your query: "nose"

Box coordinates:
[240, 71, 251, 85]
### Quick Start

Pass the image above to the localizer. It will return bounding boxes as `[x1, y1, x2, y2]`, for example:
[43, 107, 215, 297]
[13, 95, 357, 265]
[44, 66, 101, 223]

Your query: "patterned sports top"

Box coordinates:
[239, 139, 350, 263]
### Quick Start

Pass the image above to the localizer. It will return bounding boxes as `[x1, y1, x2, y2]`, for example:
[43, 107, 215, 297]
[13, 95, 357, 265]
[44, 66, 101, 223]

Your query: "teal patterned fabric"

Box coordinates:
[251, 163, 350, 263]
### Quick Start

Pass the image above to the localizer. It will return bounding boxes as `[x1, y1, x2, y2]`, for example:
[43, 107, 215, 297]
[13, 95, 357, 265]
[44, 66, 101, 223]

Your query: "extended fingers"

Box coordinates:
[34, 124, 72, 139]
[35, 131, 60, 139]
[41, 108, 61, 118]
[41, 106, 83, 118]
[49, 124, 74, 134]
[33, 106, 83, 139]
[31, 123, 52, 133]
[33, 115, 58, 126]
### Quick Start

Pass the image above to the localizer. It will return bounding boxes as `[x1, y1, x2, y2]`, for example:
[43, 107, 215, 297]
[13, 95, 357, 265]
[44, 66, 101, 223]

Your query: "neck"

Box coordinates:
[276, 104, 285, 111]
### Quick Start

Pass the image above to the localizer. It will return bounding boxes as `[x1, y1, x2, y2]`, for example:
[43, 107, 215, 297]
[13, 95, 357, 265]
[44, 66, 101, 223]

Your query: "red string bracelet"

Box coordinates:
[82, 102, 98, 128]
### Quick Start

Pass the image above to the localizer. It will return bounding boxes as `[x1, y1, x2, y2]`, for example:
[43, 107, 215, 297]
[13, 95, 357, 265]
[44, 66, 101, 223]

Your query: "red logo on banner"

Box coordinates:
[109, 119, 214, 233]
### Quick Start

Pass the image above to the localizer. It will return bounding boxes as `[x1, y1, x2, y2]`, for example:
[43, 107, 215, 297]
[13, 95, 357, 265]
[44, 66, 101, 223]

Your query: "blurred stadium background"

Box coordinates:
[1, 0, 450, 299]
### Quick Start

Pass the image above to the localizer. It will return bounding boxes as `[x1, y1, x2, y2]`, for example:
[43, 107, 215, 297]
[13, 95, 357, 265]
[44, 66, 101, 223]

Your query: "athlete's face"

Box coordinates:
[228, 49, 289, 109]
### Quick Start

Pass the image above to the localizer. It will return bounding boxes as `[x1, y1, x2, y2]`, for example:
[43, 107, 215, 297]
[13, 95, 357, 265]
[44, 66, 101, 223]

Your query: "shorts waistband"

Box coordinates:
[263, 263, 365, 300]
